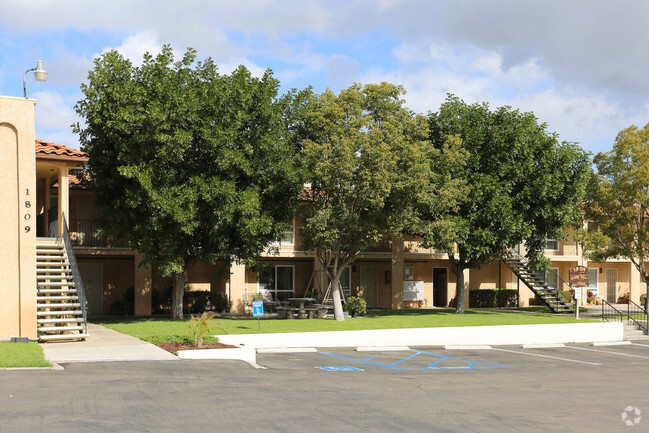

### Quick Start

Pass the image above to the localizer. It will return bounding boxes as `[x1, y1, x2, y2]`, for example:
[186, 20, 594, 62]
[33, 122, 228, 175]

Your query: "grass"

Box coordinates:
[0, 341, 51, 368]
[96, 308, 593, 341]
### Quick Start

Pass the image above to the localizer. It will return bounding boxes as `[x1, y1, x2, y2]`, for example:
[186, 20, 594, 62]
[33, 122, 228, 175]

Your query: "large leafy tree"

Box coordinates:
[425, 95, 590, 313]
[579, 123, 649, 310]
[75, 46, 306, 318]
[300, 83, 466, 321]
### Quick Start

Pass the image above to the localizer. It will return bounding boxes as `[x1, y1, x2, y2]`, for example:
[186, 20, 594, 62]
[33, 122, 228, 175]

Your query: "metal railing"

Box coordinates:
[627, 300, 648, 334]
[502, 248, 573, 311]
[62, 214, 88, 333]
[601, 299, 624, 323]
[69, 219, 129, 248]
[601, 299, 648, 335]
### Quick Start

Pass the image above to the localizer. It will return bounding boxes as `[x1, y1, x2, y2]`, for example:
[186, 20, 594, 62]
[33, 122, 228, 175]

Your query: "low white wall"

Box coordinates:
[217, 322, 623, 349]
[177, 347, 256, 362]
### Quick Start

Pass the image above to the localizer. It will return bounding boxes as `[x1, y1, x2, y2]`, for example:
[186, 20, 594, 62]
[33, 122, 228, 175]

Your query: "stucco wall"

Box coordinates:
[0, 96, 37, 339]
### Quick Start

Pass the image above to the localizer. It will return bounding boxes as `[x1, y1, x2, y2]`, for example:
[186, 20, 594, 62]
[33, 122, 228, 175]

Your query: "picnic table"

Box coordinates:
[288, 297, 316, 319]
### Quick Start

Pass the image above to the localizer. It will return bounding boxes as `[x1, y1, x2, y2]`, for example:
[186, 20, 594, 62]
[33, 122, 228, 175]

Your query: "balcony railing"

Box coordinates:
[69, 219, 129, 248]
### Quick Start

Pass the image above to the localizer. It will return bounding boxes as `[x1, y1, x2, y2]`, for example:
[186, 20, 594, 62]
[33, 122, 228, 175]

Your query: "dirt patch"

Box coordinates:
[155, 342, 237, 354]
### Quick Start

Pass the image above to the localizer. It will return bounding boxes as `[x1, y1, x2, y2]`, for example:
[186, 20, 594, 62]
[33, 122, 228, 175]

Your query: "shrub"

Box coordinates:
[344, 296, 367, 317]
[110, 286, 135, 315]
[469, 289, 518, 308]
[184, 291, 230, 314]
[641, 293, 647, 306]
[214, 291, 229, 312]
[186, 312, 213, 347]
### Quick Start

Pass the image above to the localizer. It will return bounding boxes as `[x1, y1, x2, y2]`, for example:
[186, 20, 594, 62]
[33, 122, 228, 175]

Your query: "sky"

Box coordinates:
[1, 0, 648, 154]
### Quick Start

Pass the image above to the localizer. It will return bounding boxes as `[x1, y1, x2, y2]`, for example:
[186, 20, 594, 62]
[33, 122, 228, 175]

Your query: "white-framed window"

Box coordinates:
[404, 266, 414, 281]
[545, 239, 560, 251]
[545, 267, 560, 289]
[588, 268, 599, 295]
[257, 264, 295, 300]
[329, 266, 352, 299]
[272, 220, 295, 246]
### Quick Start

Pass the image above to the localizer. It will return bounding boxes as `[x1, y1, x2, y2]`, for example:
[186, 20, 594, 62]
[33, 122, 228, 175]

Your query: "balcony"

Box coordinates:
[69, 219, 129, 248]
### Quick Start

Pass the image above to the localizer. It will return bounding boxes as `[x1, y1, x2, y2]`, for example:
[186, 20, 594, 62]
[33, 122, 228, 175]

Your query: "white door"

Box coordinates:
[606, 268, 618, 303]
[359, 266, 378, 308]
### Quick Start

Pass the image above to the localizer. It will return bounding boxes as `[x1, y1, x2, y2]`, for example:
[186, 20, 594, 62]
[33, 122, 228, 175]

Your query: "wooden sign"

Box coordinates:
[569, 266, 589, 287]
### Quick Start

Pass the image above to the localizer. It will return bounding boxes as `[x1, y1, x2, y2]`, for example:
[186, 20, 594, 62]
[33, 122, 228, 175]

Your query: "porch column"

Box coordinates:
[229, 262, 246, 313]
[134, 252, 152, 315]
[57, 165, 69, 236]
[391, 234, 404, 309]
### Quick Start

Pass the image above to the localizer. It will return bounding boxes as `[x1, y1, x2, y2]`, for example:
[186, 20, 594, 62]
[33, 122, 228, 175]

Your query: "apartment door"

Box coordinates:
[359, 266, 378, 308]
[605, 268, 618, 303]
[433, 268, 448, 307]
[78, 263, 103, 316]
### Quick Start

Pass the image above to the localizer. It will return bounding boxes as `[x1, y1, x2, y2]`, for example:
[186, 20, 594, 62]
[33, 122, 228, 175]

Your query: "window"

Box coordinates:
[257, 265, 294, 300]
[329, 267, 351, 299]
[588, 268, 599, 295]
[272, 221, 295, 246]
[544, 268, 560, 289]
[404, 266, 414, 281]
[545, 239, 560, 251]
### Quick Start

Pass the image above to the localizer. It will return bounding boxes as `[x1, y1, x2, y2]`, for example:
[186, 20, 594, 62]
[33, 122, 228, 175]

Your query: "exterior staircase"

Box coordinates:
[502, 250, 575, 314]
[36, 237, 88, 341]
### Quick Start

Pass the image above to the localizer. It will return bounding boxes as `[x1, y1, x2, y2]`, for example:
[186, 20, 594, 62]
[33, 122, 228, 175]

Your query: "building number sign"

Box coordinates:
[24, 188, 31, 233]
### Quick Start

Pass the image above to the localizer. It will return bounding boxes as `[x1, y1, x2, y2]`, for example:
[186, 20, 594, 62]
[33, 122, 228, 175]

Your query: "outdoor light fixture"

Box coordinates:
[23, 59, 48, 98]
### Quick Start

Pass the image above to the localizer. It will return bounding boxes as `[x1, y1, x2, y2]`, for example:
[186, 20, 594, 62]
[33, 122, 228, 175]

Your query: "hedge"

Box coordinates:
[469, 289, 518, 308]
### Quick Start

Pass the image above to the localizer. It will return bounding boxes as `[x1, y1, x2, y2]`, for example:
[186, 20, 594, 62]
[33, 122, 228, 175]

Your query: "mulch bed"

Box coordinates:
[155, 342, 237, 354]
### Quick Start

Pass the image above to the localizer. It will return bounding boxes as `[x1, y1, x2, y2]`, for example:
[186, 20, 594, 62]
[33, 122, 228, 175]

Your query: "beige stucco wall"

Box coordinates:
[0, 96, 37, 339]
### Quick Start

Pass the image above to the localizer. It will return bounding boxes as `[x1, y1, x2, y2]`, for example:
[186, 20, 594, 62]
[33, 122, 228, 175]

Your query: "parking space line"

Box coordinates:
[566, 345, 649, 360]
[492, 348, 602, 366]
[628, 342, 649, 348]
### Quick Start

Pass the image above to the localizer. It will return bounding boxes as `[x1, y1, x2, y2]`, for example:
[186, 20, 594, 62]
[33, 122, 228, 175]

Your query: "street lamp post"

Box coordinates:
[23, 60, 48, 98]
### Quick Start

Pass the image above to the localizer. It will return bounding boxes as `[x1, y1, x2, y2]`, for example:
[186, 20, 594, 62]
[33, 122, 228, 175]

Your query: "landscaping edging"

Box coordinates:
[217, 322, 623, 349]
[176, 346, 256, 363]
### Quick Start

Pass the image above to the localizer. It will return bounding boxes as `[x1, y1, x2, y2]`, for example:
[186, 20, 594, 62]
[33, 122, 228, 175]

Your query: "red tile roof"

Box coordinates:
[35, 139, 88, 159]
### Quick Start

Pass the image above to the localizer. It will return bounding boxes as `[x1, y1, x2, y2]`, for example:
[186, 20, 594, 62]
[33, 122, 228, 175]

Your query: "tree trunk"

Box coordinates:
[332, 277, 345, 321]
[171, 272, 187, 319]
[449, 255, 465, 314]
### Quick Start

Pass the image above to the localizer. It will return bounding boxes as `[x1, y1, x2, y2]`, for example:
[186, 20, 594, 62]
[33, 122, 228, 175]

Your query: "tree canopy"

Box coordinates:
[74, 45, 307, 318]
[424, 95, 591, 313]
[300, 83, 466, 320]
[579, 123, 649, 308]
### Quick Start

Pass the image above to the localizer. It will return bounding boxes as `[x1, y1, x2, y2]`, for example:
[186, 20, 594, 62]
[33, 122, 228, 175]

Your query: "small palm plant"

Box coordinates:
[186, 312, 213, 347]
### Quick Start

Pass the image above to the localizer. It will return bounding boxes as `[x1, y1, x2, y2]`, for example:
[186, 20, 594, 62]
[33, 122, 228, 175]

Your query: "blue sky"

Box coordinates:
[2, 0, 649, 154]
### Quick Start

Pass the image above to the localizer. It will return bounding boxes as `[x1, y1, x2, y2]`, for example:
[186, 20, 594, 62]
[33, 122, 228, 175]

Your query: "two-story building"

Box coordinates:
[1, 93, 645, 342]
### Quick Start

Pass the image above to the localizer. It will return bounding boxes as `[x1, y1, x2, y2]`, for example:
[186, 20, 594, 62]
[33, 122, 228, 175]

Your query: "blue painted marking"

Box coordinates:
[316, 366, 364, 371]
[319, 350, 508, 371]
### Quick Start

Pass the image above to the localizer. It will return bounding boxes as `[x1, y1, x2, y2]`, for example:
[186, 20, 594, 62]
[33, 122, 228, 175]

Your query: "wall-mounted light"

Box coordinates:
[23, 60, 48, 98]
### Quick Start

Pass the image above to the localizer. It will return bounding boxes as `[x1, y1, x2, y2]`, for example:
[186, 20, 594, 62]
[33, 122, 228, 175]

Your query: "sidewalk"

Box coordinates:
[40, 323, 178, 363]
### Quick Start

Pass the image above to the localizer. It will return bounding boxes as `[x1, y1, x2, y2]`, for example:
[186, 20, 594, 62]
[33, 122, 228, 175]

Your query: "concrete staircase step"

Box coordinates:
[38, 317, 83, 324]
[39, 333, 88, 342]
[38, 325, 84, 333]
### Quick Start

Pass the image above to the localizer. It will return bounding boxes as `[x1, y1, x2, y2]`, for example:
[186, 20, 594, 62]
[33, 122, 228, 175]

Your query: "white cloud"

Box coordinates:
[100, 31, 161, 65]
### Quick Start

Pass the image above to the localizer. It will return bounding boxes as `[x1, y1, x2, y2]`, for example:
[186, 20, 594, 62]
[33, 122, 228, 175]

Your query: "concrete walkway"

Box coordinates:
[40, 323, 178, 363]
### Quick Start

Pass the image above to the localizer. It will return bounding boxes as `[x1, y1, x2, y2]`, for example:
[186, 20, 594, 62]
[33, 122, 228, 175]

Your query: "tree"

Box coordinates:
[74, 46, 307, 318]
[579, 123, 649, 311]
[299, 83, 466, 320]
[424, 95, 590, 313]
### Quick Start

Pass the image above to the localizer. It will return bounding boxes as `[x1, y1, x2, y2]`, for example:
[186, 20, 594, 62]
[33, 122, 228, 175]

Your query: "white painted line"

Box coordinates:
[256, 347, 318, 354]
[492, 348, 602, 366]
[444, 345, 492, 350]
[567, 346, 649, 360]
[355, 346, 410, 352]
[591, 341, 632, 346]
[628, 342, 649, 348]
[522, 344, 566, 349]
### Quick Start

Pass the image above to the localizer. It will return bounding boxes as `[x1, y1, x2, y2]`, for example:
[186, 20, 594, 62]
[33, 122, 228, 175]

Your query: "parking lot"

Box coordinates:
[2, 341, 649, 432]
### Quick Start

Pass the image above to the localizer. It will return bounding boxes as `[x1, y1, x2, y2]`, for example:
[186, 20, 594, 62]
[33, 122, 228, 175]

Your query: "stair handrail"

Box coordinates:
[61, 214, 88, 334]
[627, 299, 648, 335]
[601, 299, 624, 323]
[502, 247, 574, 310]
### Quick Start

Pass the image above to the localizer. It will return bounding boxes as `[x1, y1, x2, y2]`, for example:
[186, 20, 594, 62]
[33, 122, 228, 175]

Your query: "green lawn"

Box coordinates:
[0, 342, 51, 368]
[96, 308, 592, 342]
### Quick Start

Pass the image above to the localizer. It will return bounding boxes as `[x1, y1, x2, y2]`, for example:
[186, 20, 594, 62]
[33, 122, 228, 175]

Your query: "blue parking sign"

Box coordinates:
[252, 300, 264, 317]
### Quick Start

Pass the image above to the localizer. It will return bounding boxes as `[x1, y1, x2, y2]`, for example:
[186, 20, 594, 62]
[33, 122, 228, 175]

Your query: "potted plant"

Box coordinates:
[343, 296, 367, 317]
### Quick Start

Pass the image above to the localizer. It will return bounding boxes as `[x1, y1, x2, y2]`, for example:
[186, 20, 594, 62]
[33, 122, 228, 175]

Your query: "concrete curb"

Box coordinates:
[177, 347, 256, 363]
[218, 322, 623, 349]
